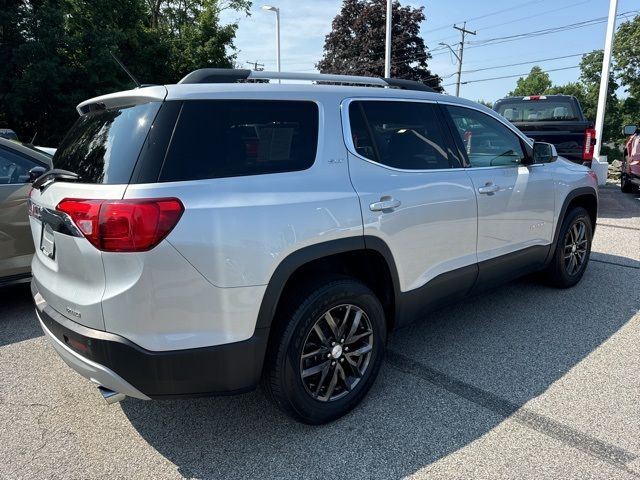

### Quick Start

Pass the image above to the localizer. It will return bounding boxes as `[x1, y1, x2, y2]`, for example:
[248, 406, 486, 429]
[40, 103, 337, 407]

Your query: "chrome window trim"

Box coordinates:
[339, 97, 467, 173]
[340, 96, 545, 172]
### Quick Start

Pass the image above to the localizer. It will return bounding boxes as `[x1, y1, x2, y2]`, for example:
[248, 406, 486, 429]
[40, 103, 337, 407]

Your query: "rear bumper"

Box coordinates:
[32, 281, 270, 398]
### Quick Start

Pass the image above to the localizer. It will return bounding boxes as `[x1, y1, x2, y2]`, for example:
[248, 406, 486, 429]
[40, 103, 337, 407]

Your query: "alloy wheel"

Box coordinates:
[299, 304, 374, 402]
[563, 219, 588, 276]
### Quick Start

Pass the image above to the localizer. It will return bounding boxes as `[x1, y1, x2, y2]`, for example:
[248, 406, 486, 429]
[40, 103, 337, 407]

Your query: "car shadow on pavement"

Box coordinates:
[121, 253, 640, 480]
[0, 282, 41, 347]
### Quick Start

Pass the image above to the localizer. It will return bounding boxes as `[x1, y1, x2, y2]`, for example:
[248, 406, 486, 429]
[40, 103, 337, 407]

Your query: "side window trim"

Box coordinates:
[341, 97, 464, 172]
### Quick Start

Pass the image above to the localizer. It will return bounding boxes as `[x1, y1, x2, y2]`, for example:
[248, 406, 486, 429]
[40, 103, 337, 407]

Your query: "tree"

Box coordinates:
[0, 0, 250, 145]
[476, 99, 493, 108]
[163, 0, 249, 81]
[613, 14, 640, 99]
[544, 82, 586, 109]
[317, 0, 442, 91]
[508, 66, 551, 96]
[545, 51, 622, 160]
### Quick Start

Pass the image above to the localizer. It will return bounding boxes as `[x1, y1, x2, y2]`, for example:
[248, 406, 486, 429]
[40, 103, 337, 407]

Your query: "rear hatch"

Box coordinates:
[29, 88, 165, 330]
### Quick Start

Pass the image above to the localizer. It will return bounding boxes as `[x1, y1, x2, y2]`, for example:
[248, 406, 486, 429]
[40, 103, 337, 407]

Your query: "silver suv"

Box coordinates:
[28, 70, 598, 424]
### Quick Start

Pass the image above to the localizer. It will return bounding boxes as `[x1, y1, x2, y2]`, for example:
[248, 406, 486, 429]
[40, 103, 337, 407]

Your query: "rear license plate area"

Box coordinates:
[40, 223, 56, 259]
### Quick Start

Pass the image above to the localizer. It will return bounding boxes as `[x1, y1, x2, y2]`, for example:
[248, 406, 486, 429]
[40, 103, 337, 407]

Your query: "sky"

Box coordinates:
[220, 0, 638, 102]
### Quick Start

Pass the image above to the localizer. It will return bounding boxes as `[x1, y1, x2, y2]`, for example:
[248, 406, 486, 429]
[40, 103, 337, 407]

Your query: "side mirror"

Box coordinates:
[532, 142, 558, 164]
[623, 125, 637, 136]
[29, 166, 47, 183]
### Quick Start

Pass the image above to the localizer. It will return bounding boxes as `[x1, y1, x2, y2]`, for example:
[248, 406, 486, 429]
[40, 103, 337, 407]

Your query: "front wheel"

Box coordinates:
[544, 207, 593, 288]
[262, 278, 386, 424]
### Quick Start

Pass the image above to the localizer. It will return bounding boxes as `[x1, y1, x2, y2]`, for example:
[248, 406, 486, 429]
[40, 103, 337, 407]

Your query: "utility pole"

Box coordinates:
[246, 60, 265, 71]
[384, 0, 392, 78]
[453, 22, 476, 97]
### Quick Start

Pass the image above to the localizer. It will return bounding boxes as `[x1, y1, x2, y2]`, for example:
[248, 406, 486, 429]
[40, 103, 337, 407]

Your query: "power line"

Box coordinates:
[391, 10, 637, 67]
[461, 51, 597, 74]
[391, 0, 559, 61]
[442, 64, 581, 87]
[423, 0, 591, 46]
[421, 0, 548, 36]
[467, 10, 638, 48]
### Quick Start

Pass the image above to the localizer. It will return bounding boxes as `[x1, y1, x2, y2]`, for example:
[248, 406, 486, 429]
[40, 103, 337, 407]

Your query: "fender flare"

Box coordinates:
[546, 186, 598, 264]
[255, 236, 401, 330]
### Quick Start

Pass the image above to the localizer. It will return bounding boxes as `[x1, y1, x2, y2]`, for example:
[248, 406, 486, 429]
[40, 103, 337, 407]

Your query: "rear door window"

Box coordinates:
[159, 100, 319, 182]
[54, 102, 161, 184]
[348, 100, 459, 170]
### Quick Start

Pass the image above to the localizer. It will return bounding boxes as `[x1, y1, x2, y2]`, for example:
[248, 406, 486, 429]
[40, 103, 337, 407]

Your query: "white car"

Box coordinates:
[28, 70, 598, 424]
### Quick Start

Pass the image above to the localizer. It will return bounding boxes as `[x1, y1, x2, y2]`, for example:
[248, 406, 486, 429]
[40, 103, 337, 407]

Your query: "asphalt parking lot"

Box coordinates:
[1, 184, 639, 480]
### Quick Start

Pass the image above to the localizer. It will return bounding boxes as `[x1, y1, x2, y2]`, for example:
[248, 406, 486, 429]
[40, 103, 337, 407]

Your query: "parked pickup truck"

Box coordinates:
[494, 95, 596, 167]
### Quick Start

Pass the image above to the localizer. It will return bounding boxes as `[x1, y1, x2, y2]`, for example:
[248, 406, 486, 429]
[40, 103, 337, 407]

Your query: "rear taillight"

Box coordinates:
[583, 128, 596, 161]
[56, 198, 184, 252]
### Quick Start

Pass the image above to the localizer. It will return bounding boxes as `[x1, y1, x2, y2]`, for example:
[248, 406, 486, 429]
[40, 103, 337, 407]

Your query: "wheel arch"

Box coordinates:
[255, 236, 401, 336]
[550, 187, 598, 258]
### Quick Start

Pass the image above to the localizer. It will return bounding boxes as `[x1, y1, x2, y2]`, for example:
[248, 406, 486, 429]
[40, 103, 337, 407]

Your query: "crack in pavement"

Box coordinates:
[597, 223, 640, 232]
[591, 258, 640, 270]
[386, 350, 640, 477]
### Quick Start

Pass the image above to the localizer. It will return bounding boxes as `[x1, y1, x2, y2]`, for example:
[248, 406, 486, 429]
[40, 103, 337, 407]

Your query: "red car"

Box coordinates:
[622, 125, 640, 193]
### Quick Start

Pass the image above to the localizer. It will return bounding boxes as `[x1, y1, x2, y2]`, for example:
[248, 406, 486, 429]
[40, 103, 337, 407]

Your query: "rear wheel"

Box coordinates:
[262, 278, 386, 424]
[621, 158, 639, 193]
[544, 207, 593, 288]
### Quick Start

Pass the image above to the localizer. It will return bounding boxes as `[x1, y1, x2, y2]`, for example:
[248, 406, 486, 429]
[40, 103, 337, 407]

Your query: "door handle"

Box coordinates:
[370, 197, 401, 212]
[478, 183, 499, 195]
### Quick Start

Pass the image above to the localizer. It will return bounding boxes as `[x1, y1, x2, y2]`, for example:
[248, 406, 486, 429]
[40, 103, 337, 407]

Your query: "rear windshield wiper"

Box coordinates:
[32, 169, 80, 191]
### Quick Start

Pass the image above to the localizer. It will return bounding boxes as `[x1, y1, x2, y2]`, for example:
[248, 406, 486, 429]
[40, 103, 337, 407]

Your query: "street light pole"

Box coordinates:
[384, 0, 392, 78]
[594, 0, 618, 160]
[262, 5, 281, 81]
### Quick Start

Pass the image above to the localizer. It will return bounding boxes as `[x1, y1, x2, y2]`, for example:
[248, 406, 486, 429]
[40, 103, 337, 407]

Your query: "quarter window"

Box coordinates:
[348, 101, 458, 170]
[160, 100, 318, 182]
[446, 105, 526, 167]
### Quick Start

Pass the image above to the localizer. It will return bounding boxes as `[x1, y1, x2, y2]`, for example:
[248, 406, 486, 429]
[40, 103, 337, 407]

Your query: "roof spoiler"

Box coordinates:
[178, 69, 436, 93]
[76, 85, 168, 115]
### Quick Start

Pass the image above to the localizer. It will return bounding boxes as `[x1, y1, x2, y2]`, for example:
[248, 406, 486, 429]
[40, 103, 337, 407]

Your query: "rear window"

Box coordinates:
[495, 99, 580, 122]
[53, 102, 161, 184]
[159, 100, 318, 182]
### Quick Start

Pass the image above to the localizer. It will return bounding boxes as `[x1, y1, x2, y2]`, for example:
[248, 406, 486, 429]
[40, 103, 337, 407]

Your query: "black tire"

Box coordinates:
[262, 277, 386, 424]
[544, 207, 593, 288]
[621, 158, 639, 193]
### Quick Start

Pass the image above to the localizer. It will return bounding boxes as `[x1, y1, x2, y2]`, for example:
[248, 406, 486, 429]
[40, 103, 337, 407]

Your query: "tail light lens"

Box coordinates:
[583, 128, 596, 161]
[57, 198, 184, 252]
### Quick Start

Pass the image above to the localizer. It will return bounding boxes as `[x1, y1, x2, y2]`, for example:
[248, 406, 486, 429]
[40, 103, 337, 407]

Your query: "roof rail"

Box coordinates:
[177, 69, 435, 93]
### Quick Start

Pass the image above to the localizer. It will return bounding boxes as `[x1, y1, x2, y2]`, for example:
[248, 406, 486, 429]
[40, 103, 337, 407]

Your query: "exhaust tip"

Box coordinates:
[98, 385, 126, 404]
